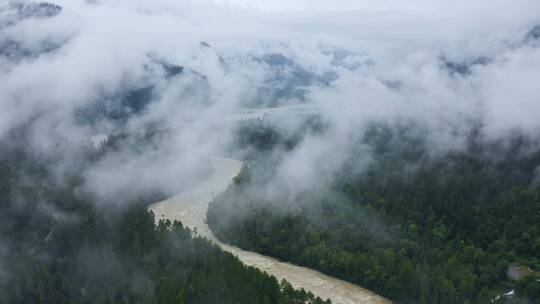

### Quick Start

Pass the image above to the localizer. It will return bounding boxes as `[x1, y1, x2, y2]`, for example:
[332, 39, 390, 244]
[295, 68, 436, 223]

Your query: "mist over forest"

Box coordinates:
[1, 1, 540, 303]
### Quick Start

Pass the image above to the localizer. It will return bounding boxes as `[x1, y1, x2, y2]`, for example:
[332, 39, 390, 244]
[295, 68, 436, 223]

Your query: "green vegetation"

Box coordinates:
[209, 124, 540, 303]
[0, 137, 329, 304]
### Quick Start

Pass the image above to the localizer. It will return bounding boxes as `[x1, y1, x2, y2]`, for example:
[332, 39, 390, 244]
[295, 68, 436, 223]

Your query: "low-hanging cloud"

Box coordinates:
[1, 0, 540, 200]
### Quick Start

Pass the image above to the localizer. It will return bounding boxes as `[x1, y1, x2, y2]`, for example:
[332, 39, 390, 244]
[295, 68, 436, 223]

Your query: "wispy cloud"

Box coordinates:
[1, 0, 539, 198]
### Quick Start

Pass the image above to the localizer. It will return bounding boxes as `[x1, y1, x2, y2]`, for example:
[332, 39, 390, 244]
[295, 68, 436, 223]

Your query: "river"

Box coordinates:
[148, 157, 390, 304]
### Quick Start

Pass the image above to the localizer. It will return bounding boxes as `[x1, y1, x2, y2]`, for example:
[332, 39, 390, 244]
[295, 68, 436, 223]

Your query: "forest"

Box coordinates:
[209, 121, 540, 304]
[0, 131, 329, 304]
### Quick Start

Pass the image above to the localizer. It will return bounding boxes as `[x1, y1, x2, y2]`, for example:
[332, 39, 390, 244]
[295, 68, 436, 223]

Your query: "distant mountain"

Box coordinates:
[0, 37, 63, 61]
[73, 39, 242, 125]
[443, 56, 491, 76]
[525, 24, 540, 41]
[1, 2, 62, 28]
[441, 23, 540, 76]
[0, 2, 64, 60]
[255, 53, 336, 104]
[76, 60, 183, 124]
[148, 57, 185, 77]
[75, 56, 213, 125]
[200, 41, 228, 67]
[15, 2, 62, 19]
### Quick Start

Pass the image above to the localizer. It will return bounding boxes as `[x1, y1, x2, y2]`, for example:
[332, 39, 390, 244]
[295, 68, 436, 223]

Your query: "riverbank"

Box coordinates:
[148, 157, 390, 304]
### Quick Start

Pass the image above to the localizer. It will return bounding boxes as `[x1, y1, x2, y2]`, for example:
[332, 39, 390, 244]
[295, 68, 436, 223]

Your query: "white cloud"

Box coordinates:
[1, 0, 540, 199]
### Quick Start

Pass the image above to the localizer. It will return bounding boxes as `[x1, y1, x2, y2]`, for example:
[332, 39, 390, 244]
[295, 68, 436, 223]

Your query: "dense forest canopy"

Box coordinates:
[209, 121, 540, 304]
[2, 1, 540, 303]
[0, 133, 330, 304]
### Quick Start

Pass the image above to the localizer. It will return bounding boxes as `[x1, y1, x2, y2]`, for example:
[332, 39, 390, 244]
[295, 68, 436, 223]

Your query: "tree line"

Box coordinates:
[209, 123, 540, 304]
[0, 132, 330, 304]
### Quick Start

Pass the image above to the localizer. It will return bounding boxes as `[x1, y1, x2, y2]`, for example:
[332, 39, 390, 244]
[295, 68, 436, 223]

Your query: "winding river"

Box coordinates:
[148, 157, 390, 304]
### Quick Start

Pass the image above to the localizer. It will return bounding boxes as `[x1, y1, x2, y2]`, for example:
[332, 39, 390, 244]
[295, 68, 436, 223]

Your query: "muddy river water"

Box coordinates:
[148, 157, 391, 304]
